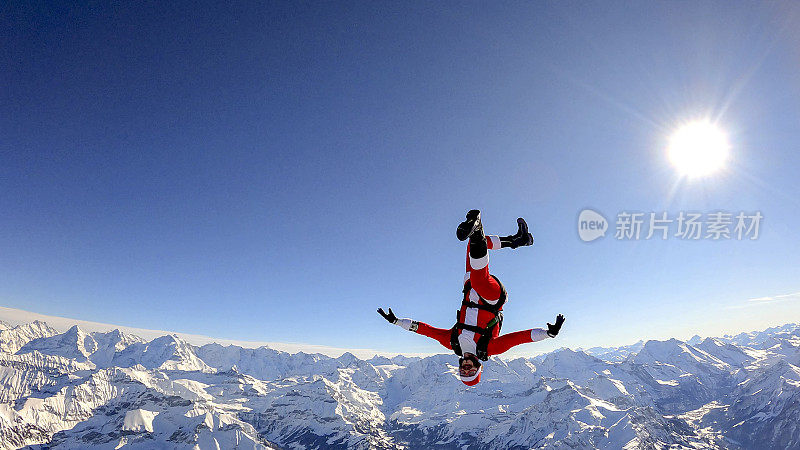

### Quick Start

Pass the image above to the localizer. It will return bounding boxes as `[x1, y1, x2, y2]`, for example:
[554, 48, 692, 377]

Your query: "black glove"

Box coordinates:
[547, 314, 565, 337]
[377, 307, 398, 324]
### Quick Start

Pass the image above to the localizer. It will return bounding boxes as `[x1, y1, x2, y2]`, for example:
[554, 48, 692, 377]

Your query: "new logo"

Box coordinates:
[578, 209, 608, 242]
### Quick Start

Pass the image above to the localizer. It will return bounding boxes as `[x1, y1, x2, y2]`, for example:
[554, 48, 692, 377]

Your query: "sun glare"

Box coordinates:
[667, 121, 730, 177]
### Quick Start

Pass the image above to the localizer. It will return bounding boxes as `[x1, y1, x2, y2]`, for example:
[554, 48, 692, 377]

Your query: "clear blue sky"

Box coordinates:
[2, 2, 799, 355]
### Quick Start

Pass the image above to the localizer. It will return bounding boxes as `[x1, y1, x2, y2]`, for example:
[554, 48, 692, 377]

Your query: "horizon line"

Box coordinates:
[0, 305, 437, 359]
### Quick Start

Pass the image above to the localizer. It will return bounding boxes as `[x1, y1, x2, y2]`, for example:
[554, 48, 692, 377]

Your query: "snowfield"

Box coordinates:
[0, 319, 798, 449]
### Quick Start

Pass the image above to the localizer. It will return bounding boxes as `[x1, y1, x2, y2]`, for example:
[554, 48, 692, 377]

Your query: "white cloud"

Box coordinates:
[730, 290, 800, 309]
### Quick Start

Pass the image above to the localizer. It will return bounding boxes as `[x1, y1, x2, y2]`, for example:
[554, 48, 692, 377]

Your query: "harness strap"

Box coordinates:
[450, 310, 462, 356]
[456, 322, 487, 334]
[461, 300, 501, 313]
[452, 311, 503, 361]
[452, 277, 508, 361]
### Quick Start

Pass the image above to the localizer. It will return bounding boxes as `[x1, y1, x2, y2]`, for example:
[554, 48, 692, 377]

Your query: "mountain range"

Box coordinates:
[1, 319, 798, 449]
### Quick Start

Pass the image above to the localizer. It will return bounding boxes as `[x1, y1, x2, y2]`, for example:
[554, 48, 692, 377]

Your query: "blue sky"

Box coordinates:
[2, 2, 800, 355]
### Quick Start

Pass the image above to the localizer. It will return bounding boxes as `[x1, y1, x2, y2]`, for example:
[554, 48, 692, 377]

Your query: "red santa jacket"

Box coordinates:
[452, 278, 505, 357]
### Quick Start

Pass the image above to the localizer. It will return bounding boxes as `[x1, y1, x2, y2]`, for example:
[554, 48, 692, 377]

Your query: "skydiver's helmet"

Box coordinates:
[459, 353, 482, 386]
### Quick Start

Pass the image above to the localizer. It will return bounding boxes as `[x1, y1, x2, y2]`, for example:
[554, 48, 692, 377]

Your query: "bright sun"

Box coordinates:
[667, 121, 730, 177]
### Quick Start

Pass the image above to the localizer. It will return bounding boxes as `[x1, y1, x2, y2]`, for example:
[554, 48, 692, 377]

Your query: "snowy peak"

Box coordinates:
[136, 334, 213, 372]
[721, 323, 800, 348]
[631, 338, 727, 370]
[583, 340, 644, 362]
[0, 320, 59, 354]
[10, 325, 212, 372]
[537, 347, 607, 379]
[13, 325, 149, 369]
[336, 351, 358, 365]
[17, 324, 96, 362]
[694, 337, 755, 368]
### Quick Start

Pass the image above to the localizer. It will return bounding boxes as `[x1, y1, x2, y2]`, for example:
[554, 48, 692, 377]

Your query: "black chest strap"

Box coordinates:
[461, 300, 500, 313]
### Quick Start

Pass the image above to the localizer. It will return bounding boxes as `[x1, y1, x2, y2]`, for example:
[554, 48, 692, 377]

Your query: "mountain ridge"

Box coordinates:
[0, 320, 798, 449]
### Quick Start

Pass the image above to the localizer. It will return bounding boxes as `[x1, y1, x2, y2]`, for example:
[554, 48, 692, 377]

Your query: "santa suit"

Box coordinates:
[395, 235, 551, 356]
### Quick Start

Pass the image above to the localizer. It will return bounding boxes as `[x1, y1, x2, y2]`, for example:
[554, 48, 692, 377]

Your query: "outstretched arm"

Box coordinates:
[413, 321, 453, 350]
[488, 314, 566, 356]
[377, 308, 453, 350]
[488, 328, 551, 355]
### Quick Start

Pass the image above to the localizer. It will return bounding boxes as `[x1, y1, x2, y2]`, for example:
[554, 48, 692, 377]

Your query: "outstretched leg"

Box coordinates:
[459, 212, 532, 301]
[466, 241, 503, 301]
[460, 211, 503, 301]
[499, 218, 533, 248]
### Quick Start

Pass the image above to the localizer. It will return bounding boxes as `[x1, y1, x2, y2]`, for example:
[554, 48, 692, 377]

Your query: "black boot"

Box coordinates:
[456, 210, 482, 241]
[468, 218, 487, 260]
[500, 218, 533, 248]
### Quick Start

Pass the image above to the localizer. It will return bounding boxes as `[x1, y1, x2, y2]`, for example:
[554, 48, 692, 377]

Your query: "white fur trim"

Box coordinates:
[482, 295, 500, 305]
[489, 235, 501, 249]
[396, 318, 414, 331]
[467, 287, 499, 305]
[459, 364, 482, 382]
[458, 332, 477, 356]
[464, 295, 479, 325]
[531, 328, 551, 342]
[469, 253, 489, 270]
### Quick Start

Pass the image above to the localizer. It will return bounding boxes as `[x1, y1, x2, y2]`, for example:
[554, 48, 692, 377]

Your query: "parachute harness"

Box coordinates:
[450, 276, 506, 361]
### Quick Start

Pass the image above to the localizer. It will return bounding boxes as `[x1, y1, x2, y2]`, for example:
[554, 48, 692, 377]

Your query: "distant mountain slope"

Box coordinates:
[0, 320, 798, 449]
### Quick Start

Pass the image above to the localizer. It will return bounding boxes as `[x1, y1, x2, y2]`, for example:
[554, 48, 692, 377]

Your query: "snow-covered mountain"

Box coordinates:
[0, 321, 798, 449]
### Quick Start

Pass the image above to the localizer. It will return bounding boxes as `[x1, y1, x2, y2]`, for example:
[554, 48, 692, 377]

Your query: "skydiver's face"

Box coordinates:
[459, 356, 479, 377]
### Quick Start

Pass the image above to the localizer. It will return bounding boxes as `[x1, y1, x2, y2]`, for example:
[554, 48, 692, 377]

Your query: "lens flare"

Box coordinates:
[668, 121, 730, 177]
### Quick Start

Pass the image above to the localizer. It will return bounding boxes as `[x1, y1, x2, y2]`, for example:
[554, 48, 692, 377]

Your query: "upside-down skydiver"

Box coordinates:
[378, 210, 565, 386]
